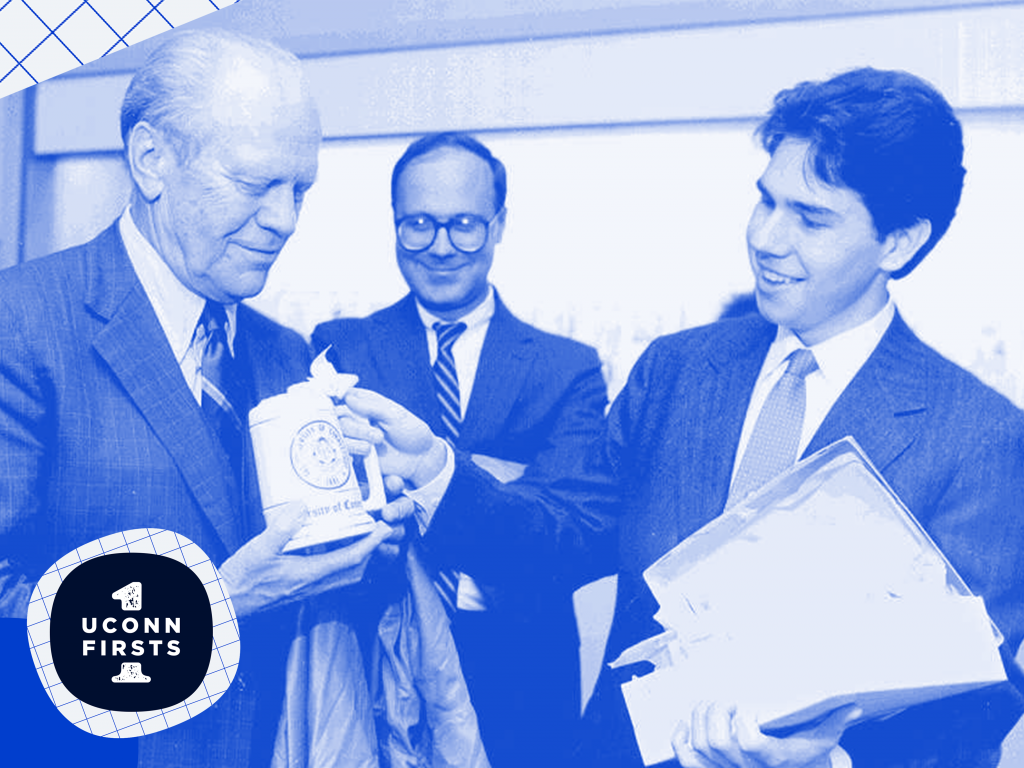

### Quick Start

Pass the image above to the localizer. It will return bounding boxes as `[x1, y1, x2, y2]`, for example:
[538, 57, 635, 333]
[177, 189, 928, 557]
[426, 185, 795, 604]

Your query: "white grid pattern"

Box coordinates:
[0, 0, 239, 100]
[25, 528, 241, 738]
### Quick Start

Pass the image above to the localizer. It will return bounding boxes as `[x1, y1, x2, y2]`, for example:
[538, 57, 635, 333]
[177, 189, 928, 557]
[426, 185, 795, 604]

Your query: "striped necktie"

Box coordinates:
[433, 321, 467, 442]
[432, 321, 467, 613]
[200, 302, 244, 490]
[727, 348, 819, 508]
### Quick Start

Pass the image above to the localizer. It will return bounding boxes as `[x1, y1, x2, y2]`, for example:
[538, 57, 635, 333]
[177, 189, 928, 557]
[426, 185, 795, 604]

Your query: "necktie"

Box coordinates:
[432, 321, 467, 613]
[727, 348, 819, 508]
[433, 321, 467, 442]
[200, 302, 244, 491]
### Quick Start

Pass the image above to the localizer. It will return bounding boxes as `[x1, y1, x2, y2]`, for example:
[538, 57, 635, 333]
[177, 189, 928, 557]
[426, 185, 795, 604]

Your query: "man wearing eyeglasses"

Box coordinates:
[312, 132, 613, 768]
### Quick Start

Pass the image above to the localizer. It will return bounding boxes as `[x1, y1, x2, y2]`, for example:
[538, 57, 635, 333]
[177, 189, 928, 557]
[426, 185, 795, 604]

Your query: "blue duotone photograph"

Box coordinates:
[2, 2, 1024, 767]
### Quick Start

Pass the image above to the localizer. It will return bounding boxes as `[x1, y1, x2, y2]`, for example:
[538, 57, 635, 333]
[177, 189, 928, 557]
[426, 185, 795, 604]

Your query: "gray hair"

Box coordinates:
[120, 29, 301, 160]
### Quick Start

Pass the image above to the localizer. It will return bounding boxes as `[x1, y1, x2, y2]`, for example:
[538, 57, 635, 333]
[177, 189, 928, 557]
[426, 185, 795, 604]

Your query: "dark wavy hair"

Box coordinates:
[756, 67, 965, 278]
[391, 132, 507, 213]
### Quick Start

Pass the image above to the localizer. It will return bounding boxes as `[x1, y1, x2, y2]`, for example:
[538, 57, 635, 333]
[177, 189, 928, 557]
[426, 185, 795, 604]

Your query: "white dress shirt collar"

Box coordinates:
[411, 285, 497, 612]
[733, 298, 896, 479]
[765, 298, 896, 387]
[415, 284, 496, 418]
[414, 285, 496, 340]
[119, 207, 237, 359]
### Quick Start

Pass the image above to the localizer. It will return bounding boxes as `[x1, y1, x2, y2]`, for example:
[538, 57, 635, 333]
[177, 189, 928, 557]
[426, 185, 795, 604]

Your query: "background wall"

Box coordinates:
[12, 0, 1024, 404]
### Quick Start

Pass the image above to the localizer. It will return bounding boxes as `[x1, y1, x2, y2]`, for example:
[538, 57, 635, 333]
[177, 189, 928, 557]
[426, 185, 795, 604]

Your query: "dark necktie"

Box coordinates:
[432, 321, 467, 613]
[727, 348, 819, 508]
[200, 302, 244, 491]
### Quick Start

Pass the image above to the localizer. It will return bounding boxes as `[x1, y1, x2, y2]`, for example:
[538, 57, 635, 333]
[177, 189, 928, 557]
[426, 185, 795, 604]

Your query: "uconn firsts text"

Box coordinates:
[80, 616, 181, 657]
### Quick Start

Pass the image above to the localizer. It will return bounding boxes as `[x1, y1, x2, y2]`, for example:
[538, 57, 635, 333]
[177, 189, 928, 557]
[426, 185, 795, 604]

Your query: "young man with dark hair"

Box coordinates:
[579, 66, 1024, 768]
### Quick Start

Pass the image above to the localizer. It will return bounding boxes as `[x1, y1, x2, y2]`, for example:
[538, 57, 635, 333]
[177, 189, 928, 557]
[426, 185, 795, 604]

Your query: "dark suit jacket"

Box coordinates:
[0, 224, 311, 768]
[312, 292, 616, 768]
[580, 312, 1024, 768]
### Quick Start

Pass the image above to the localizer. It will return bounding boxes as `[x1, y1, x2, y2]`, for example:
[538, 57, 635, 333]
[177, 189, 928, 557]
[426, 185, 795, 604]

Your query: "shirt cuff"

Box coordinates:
[830, 746, 852, 768]
[404, 439, 455, 536]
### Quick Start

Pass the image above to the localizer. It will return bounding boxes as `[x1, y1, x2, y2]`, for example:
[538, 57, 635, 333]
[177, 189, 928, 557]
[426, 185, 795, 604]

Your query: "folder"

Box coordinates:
[615, 438, 1007, 766]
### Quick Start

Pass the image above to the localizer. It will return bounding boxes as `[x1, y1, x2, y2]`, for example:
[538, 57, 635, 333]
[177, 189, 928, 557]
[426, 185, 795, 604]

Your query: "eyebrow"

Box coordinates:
[756, 180, 838, 220]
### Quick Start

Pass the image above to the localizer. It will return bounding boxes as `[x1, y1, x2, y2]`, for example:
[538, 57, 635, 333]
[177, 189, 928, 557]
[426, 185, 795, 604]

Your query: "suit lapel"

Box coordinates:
[805, 312, 927, 472]
[697, 320, 776, 519]
[459, 294, 535, 448]
[85, 226, 244, 553]
[377, 296, 443, 432]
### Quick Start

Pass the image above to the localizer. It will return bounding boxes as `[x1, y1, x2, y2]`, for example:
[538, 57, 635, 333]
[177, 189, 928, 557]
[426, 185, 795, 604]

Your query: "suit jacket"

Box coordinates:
[580, 312, 1024, 768]
[0, 224, 311, 768]
[312, 292, 616, 768]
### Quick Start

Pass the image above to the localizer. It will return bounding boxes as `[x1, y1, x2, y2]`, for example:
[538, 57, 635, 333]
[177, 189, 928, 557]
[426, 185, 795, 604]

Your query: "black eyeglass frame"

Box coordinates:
[394, 210, 503, 254]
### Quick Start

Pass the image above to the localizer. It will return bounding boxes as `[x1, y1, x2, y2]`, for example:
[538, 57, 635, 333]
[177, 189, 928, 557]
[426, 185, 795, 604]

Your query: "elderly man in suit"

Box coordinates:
[0, 29, 404, 768]
[313, 132, 612, 767]
[343, 69, 1024, 768]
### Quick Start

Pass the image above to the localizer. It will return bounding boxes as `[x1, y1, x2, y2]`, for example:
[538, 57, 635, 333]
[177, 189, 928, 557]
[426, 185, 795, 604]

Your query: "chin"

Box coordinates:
[228, 276, 271, 303]
[754, 300, 797, 330]
[423, 295, 467, 313]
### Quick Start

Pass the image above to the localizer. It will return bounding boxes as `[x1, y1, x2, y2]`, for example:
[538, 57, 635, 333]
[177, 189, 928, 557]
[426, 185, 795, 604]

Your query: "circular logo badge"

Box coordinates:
[50, 553, 212, 713]
[26, 530, 240, 738]
[290, 419, 351, 489]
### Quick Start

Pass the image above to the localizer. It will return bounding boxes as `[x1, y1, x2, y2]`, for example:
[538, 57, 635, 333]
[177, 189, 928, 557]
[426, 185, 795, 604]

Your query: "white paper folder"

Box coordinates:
[615, 438, 1007, 766]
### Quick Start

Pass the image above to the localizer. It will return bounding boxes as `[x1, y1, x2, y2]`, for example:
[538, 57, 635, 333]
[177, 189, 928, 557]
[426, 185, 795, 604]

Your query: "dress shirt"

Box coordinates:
[119, 207, 237, 404]
[416, 285, 496, 418]
[731, 299, 896, 483]
[410, 286, 497, 611]
[405, 286, 497, 537]
[729, 300, 894, 768]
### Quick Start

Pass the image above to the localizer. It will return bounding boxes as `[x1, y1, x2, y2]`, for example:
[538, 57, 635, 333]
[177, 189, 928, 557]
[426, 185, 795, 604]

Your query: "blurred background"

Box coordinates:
[2, 1, 1024, 754]
[3, 0, 1024, 404]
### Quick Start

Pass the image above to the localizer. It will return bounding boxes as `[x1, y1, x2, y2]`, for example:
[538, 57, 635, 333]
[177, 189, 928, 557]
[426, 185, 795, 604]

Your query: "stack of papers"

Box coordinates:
[615, 438, 1007, 765]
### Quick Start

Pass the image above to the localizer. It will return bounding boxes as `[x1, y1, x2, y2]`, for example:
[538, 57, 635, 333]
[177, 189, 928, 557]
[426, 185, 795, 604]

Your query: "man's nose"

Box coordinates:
[256, 184, 300, 238]
[747, 208, 789, 257]
[428, 224, 457, 258]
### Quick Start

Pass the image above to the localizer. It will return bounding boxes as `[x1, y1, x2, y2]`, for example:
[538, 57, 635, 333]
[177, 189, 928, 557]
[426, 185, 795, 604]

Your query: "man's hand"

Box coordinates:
[339, 387, 447, 488]
[374, 492, 417, 558]
[219, 501, 395, 618]
[672, 702, 860, 768]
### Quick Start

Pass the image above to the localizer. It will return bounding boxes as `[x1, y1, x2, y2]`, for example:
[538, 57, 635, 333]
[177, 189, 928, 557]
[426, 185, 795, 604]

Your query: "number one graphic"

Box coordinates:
[112, 582, 142, 611]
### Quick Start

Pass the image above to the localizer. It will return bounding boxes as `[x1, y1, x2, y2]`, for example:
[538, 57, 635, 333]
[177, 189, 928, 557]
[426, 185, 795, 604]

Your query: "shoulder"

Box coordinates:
[494, 300, 602, 374]
[0, 226, 118, 297]
[900, 325, 1024, 432]
[609, 315, 773, 431]
[0, 227, 125, 343]
[311, 296, 413, 352]
[633, 314, 774, 378]
[237, 305, 310, 363]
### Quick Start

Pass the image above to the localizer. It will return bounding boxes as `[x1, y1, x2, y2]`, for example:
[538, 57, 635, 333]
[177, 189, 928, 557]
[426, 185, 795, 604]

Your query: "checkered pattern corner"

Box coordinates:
[0, 0, 240, 100]
[25, 528, 241, 738]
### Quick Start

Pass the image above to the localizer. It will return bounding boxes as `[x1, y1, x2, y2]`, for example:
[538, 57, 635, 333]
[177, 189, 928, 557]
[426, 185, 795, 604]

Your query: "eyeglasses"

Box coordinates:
[395, 211, 501, 254]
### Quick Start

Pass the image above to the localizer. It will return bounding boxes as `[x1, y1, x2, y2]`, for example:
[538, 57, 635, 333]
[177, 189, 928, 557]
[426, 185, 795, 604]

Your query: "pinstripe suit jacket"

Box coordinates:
[0, 224, 310, 767]
[582, 311, 1024, 768]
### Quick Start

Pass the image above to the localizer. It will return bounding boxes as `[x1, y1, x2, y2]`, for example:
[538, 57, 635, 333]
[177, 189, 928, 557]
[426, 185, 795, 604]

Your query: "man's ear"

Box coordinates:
[126, 121, 175, 202]
[879, 218, 932, 274]
[491, 207, 507, 245]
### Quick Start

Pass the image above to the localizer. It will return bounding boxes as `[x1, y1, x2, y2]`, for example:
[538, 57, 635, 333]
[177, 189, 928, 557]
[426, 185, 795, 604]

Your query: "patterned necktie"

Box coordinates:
[727, 348, 819, 508]
[432, 321, 467, 614]
[433, 321, 467, 442]
[200, 302, 244, 491]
